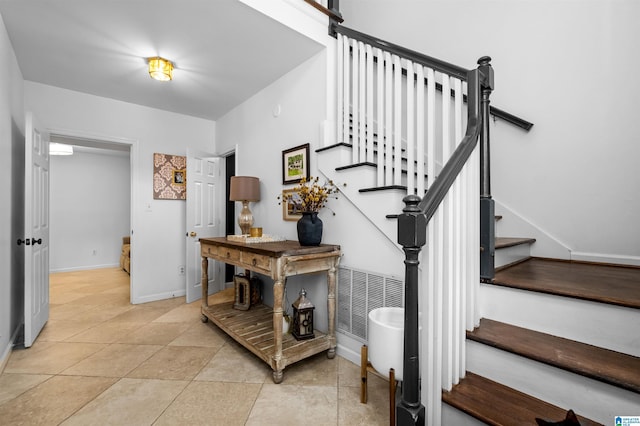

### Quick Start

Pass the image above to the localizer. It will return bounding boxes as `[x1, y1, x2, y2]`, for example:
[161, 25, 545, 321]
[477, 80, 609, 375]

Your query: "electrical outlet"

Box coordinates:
[92, 249, 97, 256]
[178, 265, 185, 276]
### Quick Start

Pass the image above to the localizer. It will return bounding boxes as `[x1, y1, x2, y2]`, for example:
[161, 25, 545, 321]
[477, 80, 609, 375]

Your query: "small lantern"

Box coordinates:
[292, 288, 315, 340]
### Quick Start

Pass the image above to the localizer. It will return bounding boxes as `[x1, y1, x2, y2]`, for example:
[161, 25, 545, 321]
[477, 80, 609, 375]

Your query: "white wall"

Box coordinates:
[340, 0, 640, 262]
[50, 150, 130, 272]
[24, 82, 216, 303]
[0, 13, 25, 368]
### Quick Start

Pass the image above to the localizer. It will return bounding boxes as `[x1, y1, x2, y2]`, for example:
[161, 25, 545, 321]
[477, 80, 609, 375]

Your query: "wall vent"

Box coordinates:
[337, 266, 404, 342]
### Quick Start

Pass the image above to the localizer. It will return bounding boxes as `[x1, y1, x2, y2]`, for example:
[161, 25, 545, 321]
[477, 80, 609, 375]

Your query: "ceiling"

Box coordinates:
[0, 0, 324, 121]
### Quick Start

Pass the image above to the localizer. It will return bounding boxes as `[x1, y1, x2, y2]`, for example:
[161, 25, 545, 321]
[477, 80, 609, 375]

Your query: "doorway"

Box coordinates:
[224, 153, 236, 284]
[48, 133, 135, 299]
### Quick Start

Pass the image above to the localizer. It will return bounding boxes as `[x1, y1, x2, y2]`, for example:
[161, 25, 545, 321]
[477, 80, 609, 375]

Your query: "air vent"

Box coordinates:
[337, 266, 404, 341]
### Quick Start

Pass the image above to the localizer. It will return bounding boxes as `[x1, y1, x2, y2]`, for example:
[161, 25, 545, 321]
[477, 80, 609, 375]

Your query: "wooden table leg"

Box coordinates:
[326, 260, 338, 358]
[201, 256, 209, 323]
[272, 276, 285, 383]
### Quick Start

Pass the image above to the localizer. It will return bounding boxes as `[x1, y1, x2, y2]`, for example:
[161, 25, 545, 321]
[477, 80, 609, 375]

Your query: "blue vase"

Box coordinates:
[297, 212, 323, 246]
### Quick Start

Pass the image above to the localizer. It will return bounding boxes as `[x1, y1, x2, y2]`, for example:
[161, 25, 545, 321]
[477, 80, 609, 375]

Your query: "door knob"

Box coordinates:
[190, 231, 197, 237]
[32, 238, 42, 245]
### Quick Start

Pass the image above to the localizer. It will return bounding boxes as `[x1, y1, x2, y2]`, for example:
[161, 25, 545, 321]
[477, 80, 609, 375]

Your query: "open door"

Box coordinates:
[185, 149, 222, 303]
[24, 112, 50, 347]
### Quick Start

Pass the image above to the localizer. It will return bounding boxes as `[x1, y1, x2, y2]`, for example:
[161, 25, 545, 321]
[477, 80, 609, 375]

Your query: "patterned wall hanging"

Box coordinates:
[153, 153, 186, 200]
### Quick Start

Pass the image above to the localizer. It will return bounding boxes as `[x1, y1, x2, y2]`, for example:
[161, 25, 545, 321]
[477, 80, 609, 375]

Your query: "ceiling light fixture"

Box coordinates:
[147, 56, 174, 82]
[50, 143, 74, 156]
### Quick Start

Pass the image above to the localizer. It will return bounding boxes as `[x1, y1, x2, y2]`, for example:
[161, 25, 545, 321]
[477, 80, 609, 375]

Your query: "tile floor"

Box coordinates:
[0, 268, 389, 425]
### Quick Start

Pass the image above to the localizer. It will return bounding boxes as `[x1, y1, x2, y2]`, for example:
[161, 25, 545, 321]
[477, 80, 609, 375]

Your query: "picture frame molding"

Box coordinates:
[282, 143, 310, 184]
[282, 188, 303, 221]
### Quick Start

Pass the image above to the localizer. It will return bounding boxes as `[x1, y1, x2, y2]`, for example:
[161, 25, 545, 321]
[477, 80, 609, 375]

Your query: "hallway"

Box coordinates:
[0, 268, 388, 425]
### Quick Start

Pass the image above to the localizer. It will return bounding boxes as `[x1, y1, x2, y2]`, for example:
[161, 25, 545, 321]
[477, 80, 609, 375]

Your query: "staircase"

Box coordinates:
[443, 225, 640, 425]
[321, 135, 640, 426]
[312, 8, 639, 424]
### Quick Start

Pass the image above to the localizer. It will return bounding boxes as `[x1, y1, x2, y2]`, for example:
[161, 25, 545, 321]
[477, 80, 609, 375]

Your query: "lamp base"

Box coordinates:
[238, 201, 254, 235]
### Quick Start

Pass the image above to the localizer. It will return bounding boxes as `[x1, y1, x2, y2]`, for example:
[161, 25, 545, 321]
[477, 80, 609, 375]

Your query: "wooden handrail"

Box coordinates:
[303, 0, 344, 23]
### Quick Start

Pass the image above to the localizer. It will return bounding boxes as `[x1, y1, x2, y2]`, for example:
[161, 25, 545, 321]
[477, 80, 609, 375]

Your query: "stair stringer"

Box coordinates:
[466, 339, 640, 424]
[494, 199, 571, 260]
[317, 144, 405, 252]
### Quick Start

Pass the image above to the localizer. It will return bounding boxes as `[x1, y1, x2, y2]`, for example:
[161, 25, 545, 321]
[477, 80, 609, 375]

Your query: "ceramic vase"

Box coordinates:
[297, 211, 323, 246]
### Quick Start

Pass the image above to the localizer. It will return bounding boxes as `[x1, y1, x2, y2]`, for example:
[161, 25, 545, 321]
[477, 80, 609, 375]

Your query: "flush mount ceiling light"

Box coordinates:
[49, 142, 74, 156]
[147, 56, 174, 81]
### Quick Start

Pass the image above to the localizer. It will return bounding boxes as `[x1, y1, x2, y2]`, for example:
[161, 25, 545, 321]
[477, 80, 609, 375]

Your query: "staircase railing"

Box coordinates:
[330, 22, 497, 426]
[397, 60, 493, 426]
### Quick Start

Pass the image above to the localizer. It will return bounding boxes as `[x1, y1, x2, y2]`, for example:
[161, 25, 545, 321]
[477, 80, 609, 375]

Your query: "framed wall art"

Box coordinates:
[153, 153, 187, 200]
[282, 188, 303, 221]
[282, 143, 309, 184]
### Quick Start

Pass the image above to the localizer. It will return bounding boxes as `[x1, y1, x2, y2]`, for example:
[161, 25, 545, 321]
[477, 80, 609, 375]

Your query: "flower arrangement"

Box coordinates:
[283, 176, 339, 213]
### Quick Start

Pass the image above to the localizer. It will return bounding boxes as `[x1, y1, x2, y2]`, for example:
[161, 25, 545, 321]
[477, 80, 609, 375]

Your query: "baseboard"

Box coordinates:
[131, 289, 186, 305]
[50, 263, 120, 273]
[336, 330, 366, 366]
[494, 199, 571, 260]
[570, 251, 640, 267]
[0, 322, 23, 374]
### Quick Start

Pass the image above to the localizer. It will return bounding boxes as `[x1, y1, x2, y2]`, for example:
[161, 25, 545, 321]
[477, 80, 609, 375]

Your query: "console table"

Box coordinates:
[199, 237, 341, 383]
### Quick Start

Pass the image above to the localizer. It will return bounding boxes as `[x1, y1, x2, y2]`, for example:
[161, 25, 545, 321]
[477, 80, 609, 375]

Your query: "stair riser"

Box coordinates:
[467, 340, 640, 424]
[479, 283, 640, 356]
[495, 243, 531, 269]
[442, 403, 487, 426]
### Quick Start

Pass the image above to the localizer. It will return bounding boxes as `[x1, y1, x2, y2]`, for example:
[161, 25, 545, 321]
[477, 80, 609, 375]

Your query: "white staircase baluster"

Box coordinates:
[416, 65, 425, 196]
[441, 72, 454, 390]
[376, 48, 384, 186]
[337, 34, 344, 147]
[384, 52, 393, 185]
[453, 77, 465, 382]
[452, 76, 463, 384]
[406, 59, 415, 195]
[393, 54, 402, 186]
[358, 41, 366, 163]
[366, 44, 374, 164]
[342, 35, 350, 146]
[352, 40, 360, 164]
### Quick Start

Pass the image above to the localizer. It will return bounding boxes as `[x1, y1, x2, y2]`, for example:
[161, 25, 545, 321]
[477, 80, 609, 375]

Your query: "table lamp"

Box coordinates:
[229, 176, 260, 235]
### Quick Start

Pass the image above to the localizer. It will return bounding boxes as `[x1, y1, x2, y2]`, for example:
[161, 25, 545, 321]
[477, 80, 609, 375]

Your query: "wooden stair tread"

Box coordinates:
[443, 372, 602, 426]
[493, 257, 640, 309]
[495, 237, 536, 249]
[468, 318, 640, 393]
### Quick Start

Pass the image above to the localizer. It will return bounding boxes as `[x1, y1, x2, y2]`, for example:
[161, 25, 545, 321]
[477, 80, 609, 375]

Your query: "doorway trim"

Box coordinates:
[47, 128, 138, 302]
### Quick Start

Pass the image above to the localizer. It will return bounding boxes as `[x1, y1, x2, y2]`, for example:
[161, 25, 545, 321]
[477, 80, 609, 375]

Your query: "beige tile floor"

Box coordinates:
[0, 268, 390, 425]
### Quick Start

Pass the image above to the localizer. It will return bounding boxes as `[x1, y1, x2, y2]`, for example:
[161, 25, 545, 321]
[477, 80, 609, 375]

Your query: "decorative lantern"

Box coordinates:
[292, 288, 315, 340]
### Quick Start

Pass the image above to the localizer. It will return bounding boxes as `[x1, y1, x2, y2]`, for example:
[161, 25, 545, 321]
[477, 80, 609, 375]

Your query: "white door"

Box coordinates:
[185, 149, 222, 303]
[24, 112, 50, 347]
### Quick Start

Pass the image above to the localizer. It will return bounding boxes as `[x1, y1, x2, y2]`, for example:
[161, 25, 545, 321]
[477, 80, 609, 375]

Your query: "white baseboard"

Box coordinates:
[570, 251, 640, 267]
[336, 331, 365, 366]
[494, 200, 571, 260]
[1, 322, 23, 374]
[131, 289, 186, 305]
[50, 263, 120, 273]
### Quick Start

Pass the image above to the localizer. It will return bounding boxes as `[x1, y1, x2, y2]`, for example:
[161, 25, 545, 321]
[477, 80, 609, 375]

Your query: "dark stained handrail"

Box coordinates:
[333, 24, 533, 131]
[303, 0, 344, 23]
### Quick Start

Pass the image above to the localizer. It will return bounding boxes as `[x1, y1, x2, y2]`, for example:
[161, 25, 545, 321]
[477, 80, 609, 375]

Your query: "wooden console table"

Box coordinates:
[199, 237, 341, 383]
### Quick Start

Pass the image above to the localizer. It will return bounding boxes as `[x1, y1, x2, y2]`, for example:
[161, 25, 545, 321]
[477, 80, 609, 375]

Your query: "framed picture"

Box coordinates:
[153, 153, 186, 200]
[282, 143, 310, 184]
[172, 169, 186, 186]
[282, 188, 304, 221]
